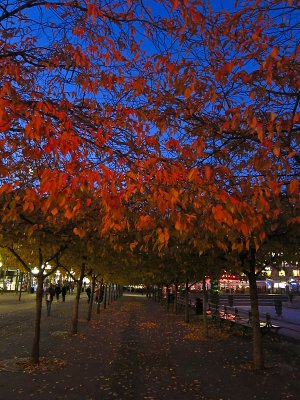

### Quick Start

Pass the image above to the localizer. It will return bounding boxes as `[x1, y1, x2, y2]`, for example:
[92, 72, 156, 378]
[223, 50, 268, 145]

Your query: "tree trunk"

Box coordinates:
[70, 263, 85, 335]
[31, 272, 44, 363]
[107, 284, 111, 305]
[27, 272, 32, 293]
[248, 249, 264, 370]
[87, 275, 96, 322]
[96, 280, 103, 314]
[15, 270, 19, 293]
[111, 284, 114, 302]
[185, 279, 190, 323]
[18, 272, 24, 302]
[110, 284, 113, 302]
[103, 284, 108, 309]
[202, 275, 208, 338]
[173, 281, 178, 314]
[111, 284, 114, 303]
[166, 286, 170, 311]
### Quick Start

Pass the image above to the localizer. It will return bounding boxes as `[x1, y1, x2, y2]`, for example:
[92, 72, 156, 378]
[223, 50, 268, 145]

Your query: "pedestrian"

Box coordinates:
[95, 286, 100, 303]
[45, 284, 55, 316]
[55, 284, 61, 301]
[86, 285, 92, 303]
[61, 285, 67, 302]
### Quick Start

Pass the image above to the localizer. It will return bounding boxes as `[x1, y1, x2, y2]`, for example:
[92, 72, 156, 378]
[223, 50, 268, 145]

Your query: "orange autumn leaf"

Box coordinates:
[241, 223, 248, 237]
[289, 179, 299, 194]
[73, 227, 85, 238]
[130, 241, 138, 251]
[64, 209, 73, 220]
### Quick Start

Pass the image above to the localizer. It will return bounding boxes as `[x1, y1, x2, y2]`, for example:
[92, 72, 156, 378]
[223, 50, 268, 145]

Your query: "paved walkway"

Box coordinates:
[218, 304, 300, 342]
[0, 293, 300, 399]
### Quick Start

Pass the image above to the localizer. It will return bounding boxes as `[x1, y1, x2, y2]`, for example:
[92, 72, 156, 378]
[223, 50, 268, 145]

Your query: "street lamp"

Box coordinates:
[31, 267, 39, 275]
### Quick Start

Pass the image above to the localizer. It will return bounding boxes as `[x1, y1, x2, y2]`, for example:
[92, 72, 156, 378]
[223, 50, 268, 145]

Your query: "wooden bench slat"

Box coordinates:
[211, 307, 282, 337]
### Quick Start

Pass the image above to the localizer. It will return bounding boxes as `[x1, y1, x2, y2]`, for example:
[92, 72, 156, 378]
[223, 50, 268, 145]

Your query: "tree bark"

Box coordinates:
[27, 272, 32, 293]
[103, 284, 108, 309]
[31, 272, 44, 363]
[70, 263, 85, 335]
[185, 278, 190, 323]
[202, 275, 208, 338]
[166, 286, 170, 311]
[18, 271, 24, 302]
[173, 281, 178, 314]
[87, 274, 96, 322]
[96, 280, 103, 314]
[107, 284, 111, 305]
[15, 270, 19, 293]
[247, 248, 265, 370]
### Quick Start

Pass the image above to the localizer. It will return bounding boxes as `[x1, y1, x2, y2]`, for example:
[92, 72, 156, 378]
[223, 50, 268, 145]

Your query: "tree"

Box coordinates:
[1, 0, 299, 371]
[0, 232, 66, 363]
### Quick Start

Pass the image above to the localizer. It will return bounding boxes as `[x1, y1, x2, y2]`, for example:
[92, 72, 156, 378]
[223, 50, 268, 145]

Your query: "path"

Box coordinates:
[0, 293, 300, 399]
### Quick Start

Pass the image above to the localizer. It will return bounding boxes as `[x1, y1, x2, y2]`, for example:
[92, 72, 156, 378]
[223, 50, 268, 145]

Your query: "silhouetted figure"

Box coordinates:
[86, 286, 92, 303]
[62, 285, 67, 302]
[45, 284, 55, 316]
[55, 284, 61, 301]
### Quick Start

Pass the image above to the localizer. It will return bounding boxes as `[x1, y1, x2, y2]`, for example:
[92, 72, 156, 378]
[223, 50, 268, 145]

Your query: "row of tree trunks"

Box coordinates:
[151, 272, 264, 370]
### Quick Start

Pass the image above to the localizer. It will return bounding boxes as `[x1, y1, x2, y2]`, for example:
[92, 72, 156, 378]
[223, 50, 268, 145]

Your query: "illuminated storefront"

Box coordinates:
[0, 268, 29, 291]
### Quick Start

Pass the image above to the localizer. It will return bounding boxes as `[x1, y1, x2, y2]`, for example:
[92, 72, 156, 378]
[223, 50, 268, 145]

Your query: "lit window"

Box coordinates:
[292, 270, 300, 277]
[278, 270, 285, 276]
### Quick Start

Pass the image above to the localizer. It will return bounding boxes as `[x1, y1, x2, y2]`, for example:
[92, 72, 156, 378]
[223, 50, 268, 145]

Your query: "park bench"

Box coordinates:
[216, 307, 251, 334]
[259, 313, 282, 336]
[211, 306, 282, 338]
[246, 311, 282, 336]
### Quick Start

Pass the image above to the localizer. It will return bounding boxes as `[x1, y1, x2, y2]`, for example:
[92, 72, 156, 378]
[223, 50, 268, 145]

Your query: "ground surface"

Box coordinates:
[0, 293, 300, 400]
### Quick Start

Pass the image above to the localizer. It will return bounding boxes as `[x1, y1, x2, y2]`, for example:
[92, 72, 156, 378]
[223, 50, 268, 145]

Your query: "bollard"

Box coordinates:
[274, 299, 282, 317]
[195, 298, 203, 315]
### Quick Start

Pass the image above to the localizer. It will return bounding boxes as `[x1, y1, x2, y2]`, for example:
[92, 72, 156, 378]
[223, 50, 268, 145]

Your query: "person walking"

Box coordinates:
[45, 284, 55, 316]
[61, 284, 67, 302]
[55, 284, 61, 302]
[86, 285, 92, 303]
[95, 286, 100, 303]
